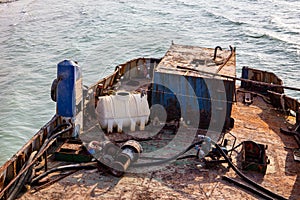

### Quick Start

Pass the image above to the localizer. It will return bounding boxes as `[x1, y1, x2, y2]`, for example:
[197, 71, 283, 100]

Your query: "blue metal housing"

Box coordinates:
[57, 60, 82, 117]
[151, 44, 236, 129]
[152, 72, 235, 128]
[241, 66, 249, 88]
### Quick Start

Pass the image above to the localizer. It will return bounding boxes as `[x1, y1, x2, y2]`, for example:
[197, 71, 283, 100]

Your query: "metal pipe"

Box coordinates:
[213, 46, 222, 60]
[176, 65, 300, 92]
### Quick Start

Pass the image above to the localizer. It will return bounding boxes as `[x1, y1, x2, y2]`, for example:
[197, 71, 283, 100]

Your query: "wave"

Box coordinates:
[199, 2, 249, 27]
[245, 28, 300, 47]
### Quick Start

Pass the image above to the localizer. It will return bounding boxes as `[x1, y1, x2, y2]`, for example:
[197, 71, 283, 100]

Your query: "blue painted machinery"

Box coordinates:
[51, 60, 83, 137]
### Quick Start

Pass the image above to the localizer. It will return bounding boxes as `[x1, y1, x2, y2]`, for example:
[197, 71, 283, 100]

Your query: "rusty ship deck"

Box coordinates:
[0, 44, 299, 200]
[18, 90, 300, 200]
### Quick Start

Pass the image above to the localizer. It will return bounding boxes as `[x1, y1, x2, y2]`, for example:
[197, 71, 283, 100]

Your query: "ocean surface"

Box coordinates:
[0, 0, 299, 165]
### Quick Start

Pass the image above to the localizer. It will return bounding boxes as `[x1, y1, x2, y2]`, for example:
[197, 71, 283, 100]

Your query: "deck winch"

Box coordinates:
[111, 140, 143, 177]
[86, 139, 142, 177]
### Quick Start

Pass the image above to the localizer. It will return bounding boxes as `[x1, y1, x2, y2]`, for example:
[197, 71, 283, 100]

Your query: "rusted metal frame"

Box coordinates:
[90, 58, 155, 91]
[0, 116, 58, 198]
[106, 66, 123, 88]
[246, 67, 284, 93]
[0, 118, 71, 199]
[90, 65, 117, 91]
[129, 59, 136, 79]
[233, 78, 237, 103]
[91, 59, 136, 90]
[7, 151, 37, 200]
[121, 60, 132, 80]
[109, 71, 118, 87]
[235, 68, 285, 88]
[241, 141, 269, 174]
[0, 172, 4, 192]
[90, 78, 104, 91]
[246, 67, 283, 84]
[268, 90, 300, 123]
[284, 95, 300, 114]
[1, 136, 59, 198]
[103, 77, 109, 89]
[118, 63, 126, 75]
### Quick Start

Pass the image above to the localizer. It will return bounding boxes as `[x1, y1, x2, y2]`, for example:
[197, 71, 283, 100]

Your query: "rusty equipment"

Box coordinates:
[240, 141, 269, 174]
[280, 124, 300, 161]
[110, 140, 143, 177]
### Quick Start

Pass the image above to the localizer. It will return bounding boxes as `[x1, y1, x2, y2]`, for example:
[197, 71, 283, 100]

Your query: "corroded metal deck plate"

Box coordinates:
[20, 92, 300, 200]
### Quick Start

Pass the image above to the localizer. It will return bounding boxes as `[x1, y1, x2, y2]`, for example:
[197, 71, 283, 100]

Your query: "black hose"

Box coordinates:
[139, 156, 166, 161]
[39, 123, 72, 154]
[213, 142, 288, 200]
[136, 140, 287, 200]
[176, 155, 198, 160]
[114, 137, 154, 143]
[222, 175, 273, 200]
[1, 122, 72, 199]
[31, 162, 98, 185]
[132, 140, 203, 167]
[7, 151, 37, 200]
[227, 142, 243, 152]
[45, 123, 72, 144]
